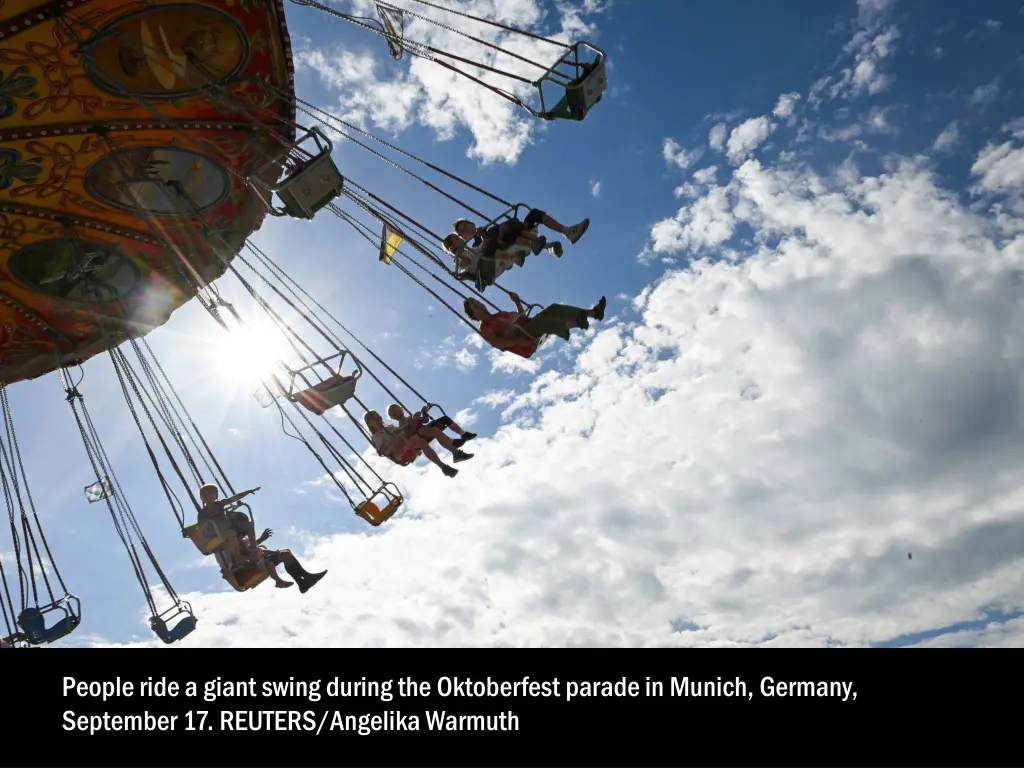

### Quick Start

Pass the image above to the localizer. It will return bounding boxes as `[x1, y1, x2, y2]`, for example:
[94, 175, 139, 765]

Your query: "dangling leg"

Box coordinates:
[429, 415, 477, 449]
[418, 426, 473, 463]
[521, 304, 590, 340]
[253, 548, 293, 588]
[450, 421, 477, 449]
[531, 209, 588, 244]
[277, 549, 327, 594]
[419, 443, 459, 477]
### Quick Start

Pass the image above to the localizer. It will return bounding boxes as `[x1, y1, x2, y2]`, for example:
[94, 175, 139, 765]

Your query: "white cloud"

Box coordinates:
[453, 408, 478, 429]
[818, 105, 897, 143]
[674, 166, 719, 199]
[969, 79, 1000, 109]
[650, 185, 735, 252]
[985, 19, 1003, 31]
[809, 0, 900, 106]
[971, 141, 1024, 194]
[663, 139, 704, 170]
[709, 123, 727, 152]
[933, 122, 959, 152]
[454, 349, 478, 372]
[590, 180, 602, 198]
[726, 117, 775, 164]
[773, 92, 801, 125]
[293, 0, 607, 165]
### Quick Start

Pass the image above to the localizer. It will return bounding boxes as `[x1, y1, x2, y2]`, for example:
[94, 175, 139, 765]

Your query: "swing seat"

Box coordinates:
[275, 152, 344, 220]
[293, 374, 358, 415]
[251, 126, 344, 221]
[17, 595, 81, 645]
[224, 566, 270, 592]
[453, 242, 516, 292]
[183, 523, 229, 556]
[355, 495, 403, 527]
[545, 54, 606, 121]
[150, 611, 197, 644]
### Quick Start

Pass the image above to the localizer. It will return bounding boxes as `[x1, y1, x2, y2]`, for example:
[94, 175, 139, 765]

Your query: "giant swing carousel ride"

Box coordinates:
[0, 0, 606, 647]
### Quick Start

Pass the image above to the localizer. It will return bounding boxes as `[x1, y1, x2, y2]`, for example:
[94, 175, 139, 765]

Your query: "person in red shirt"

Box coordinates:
[463, 292, 606, 358]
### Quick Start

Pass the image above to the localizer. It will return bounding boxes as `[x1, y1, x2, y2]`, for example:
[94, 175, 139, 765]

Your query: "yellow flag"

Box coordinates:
[378, 223, 404, 264]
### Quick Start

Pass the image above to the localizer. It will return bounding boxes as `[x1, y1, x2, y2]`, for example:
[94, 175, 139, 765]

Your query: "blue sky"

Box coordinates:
[4, 0, 1024, 648]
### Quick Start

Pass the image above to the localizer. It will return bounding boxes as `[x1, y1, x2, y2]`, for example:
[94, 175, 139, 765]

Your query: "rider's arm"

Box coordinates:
[508, 292, 527, 315]
[222, 488, 258, 506]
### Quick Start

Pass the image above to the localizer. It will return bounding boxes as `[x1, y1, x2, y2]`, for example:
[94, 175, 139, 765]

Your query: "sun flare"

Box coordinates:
[211, 323, 293, 391]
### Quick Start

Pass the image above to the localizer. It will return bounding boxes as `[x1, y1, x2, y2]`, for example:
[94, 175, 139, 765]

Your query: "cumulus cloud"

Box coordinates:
[726, 117, 775, 163]
[590, 180, 602, 198]
[294, 0, 607, 165]
[663, 139, 704, 171]
[773, 92, 801, 125]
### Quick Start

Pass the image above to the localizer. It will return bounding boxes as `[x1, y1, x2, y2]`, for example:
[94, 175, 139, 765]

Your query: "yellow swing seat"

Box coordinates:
[355, 494, 403, 527]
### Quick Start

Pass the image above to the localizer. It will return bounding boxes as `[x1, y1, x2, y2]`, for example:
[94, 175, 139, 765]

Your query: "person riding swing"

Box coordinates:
[463, 292, 607, 359]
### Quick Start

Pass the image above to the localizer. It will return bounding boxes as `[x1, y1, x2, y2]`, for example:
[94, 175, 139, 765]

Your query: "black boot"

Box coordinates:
[285, 560, 327, 594]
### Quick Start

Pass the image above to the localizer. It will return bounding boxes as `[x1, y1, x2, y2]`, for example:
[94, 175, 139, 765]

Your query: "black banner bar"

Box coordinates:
[6, 650, 1008, 767]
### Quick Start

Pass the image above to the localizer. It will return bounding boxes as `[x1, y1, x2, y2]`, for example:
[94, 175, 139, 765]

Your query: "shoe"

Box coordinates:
[547, 241, 563, 257]
[453, 450, 474, 463]
[565, 219, 590, 244]
[592, 296, 606, 321]
[531, 236, 547, 255]
[442, 465, 459, 478]
[452, 433, 478, 449]
[298, 570, 327, 594]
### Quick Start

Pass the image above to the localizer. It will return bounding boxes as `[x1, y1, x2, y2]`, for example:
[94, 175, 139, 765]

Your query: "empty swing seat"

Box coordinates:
[355, 495, 403, 527]
[293, 374, 358, 415]
[275, 150, 344, 220]
[17, 595, 81, 645]
[250, 126, 344, 221]
[150, 611, 198, 644]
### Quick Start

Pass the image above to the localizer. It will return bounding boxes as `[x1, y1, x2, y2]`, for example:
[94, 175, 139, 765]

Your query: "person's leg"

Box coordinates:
[276, 549, 327, 594]
[427, 415, 454, 432]
[415, 443, 460, 477]
[522, 304, 589, 340]
[417, 426, 473, 462]
[429, 415, 477, 448]
[416, 425, 453, 451]
[528, 208, 589, 244]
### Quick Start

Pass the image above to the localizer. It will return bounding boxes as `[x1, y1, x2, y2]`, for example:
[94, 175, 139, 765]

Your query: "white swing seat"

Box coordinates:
[292, 374, 358, 415]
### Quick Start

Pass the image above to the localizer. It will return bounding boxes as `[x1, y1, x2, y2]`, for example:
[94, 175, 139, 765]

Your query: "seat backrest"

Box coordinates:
[295, 375, 357, 415]
[17, 604, 80, 645]
[225, 567, 270, 592]
[150, 614, 198, 644]
[183, 523, 227, 556]
[567, 57, 607, 115]
[355, 496, 403, 526]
